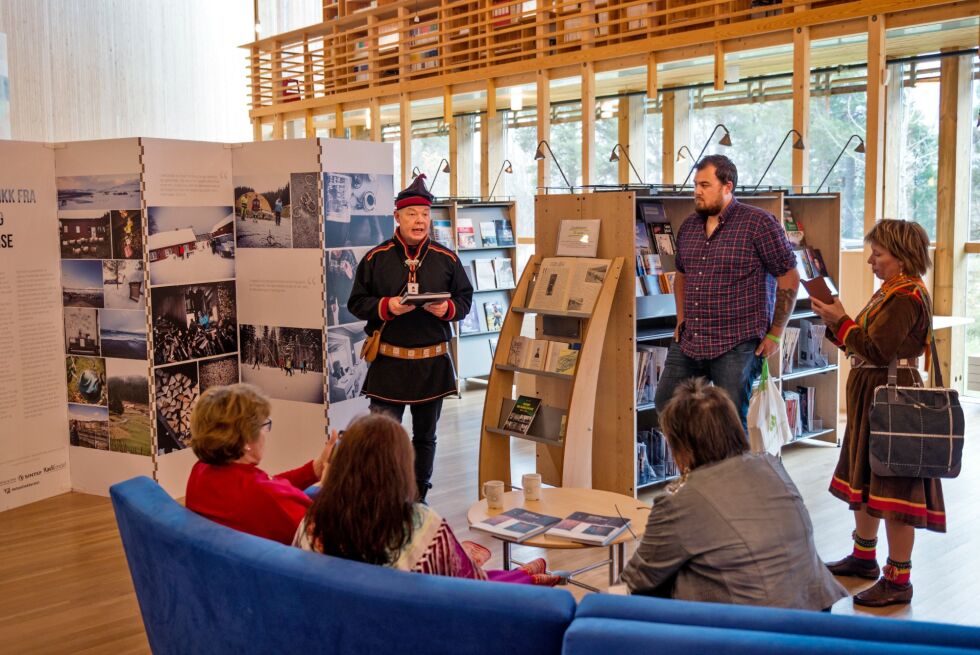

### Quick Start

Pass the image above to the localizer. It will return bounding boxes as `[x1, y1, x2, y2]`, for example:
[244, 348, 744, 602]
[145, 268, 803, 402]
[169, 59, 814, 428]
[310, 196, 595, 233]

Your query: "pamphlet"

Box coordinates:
[459, 303, 483, 334]
[431, 219, 454, 248]
[457, 218, 477, 249]
[501, 395, 541, 434]
[495, 219, 516, 247]
[556, 219, 601, 257]
[479, 220, 498, 247]
[470, 507, 562, 543]
[473, 259, 497, 290]
[545, 511, 631, 546]
[483, 301, 505, 331]
[492, 258, 515, 288]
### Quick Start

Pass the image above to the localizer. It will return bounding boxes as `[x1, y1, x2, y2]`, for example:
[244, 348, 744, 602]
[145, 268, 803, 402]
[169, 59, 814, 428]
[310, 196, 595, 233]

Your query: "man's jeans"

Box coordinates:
[653, 338, 763, 432]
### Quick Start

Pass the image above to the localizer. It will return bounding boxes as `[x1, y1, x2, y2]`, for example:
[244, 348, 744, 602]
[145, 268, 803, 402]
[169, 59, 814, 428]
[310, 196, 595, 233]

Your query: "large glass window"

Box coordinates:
[644, 99, 663, 185]
[896, 63, 940, 240]
[257, 0, 320, 36]
[550, 101, 582, 189]
[411, 118, 450, 199]
[504, 108, 538, 238]
[594, 98, 620, 185]
[962, 75, 980, 396]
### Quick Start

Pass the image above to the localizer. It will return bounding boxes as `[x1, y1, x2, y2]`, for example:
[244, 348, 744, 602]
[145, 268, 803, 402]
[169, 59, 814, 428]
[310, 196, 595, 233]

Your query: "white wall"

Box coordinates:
[0, 0, 253, 142]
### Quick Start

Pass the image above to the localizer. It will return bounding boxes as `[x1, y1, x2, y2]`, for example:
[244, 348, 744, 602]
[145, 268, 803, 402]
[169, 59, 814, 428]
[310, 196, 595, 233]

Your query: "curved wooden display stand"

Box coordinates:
[477, 254, 624, 495]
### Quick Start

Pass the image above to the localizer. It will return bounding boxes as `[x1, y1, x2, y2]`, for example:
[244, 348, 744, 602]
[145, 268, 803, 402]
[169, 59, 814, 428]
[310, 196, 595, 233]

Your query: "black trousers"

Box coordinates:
[369, 397, 444, 501]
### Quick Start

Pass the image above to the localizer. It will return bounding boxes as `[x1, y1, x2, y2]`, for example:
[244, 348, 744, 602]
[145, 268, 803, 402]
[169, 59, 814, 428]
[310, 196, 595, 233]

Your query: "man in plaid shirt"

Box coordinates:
[654, 155, 799, 431]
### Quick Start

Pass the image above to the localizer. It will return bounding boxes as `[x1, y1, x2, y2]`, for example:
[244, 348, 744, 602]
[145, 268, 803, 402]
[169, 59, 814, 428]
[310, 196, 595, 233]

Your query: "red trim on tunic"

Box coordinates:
[836, 318, 858, 344]
[427, 243, 457, 259]
[379, 297, 393, 321]
[442, 299, 456, 321]
[830, 475, 946, 528]
[365, 242, 395, 261]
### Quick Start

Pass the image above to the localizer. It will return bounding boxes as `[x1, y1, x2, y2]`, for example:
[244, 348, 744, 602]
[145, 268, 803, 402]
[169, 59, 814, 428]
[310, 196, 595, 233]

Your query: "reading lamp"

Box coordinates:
[609, 144, 643, 184]
[814, 135, 865, 194]
[428, 158, 451, 192]
[488, 159, 514, 199]
[676, 145, 696, 162]
[680, 123, 733, 187]
[533, 140, 574, 193]
[753, 129, 805, 191]
[411, 166, 422, 178]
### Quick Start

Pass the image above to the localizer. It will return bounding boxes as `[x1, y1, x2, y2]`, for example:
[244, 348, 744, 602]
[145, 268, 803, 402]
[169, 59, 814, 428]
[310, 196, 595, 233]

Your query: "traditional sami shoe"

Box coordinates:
[826, 555, 880, 580]
[853, 578, 913, 607]
[519, 557, 548, 577]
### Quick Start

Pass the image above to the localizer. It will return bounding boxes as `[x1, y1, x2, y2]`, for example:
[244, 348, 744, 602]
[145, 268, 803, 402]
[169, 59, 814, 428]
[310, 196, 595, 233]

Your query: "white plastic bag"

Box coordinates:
[747, 359, 793, 455]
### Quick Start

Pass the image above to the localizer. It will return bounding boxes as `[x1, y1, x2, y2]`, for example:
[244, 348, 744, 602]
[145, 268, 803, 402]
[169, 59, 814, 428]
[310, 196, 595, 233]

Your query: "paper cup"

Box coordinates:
[522, 473, 542, 501]
[484, 480, 505, 509]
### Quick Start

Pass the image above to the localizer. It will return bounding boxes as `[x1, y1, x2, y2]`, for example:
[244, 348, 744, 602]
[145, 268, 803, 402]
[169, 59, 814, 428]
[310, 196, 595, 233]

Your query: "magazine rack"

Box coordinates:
[477, 253, 624, 494]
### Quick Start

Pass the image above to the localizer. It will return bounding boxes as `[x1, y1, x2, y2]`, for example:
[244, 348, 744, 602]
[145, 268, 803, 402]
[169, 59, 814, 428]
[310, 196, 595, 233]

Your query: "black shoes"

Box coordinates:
[825, 555, 881, 580]
[853, 578, 913, 607]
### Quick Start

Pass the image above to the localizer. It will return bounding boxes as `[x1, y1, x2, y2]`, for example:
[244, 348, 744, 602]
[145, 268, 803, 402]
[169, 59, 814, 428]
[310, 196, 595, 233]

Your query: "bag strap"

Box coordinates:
[887, 335, 944, 389]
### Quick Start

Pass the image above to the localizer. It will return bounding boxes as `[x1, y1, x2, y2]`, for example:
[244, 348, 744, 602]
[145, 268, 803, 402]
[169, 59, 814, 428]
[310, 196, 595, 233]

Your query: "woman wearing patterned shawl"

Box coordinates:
[294, 413, 557, 585]
[810, 219, 941, 608]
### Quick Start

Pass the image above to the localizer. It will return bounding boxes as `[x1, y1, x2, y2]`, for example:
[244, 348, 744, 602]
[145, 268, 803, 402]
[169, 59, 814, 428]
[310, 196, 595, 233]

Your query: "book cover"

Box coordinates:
[650, 223, 676, 256]
[556, 219, 600, 257]
[545, 511, 631, 546]
[492, 258, 515, 288]
[641, 274, 662, 296]
[431, 219, 454, 248]
[810, 248, 829, 277]
[459, 303, 483, 334]
[479, 220, 498, 247]
[483, 301, 505, 332]
[501, 395, 541, 434]
[522, 339, 550, 371]
[473, 259, 497, 290]
[635, 218, 653, 253]
[548, 346, 578, 376]
[507, 336, 530, 367]
[457, 218, 476, 249]
[658, 271, 676, 294]
[639, 200, 666, 224]
[470, 507, 562, 543]
[495, 219, 516, 247]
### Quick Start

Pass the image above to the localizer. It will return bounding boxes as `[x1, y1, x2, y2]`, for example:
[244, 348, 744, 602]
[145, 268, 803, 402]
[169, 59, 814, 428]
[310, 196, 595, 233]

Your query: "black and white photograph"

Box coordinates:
[323, 171, 394, 248]
[99, 309, 148, 360]
[327, 323, 369, 403]
[61, 259, 104, 308]
[110, 209, 144, 259]
[68, 403, 110, 451]
[199, 354, 240, 392]
[150, 281, 238, 366]
[290, 171, 321, 248]
[154, 361, 199, 454]
[57, 174, 141, 211]
[325, 214, 393, 249]
[240, 324, 325, 403]
[147, 206, 236, 286]
[106, 358, 151, 457]
[234, 176, 291, 248]
[59, 213, 111, 259]
[103, 259, 145, 310]
[64, 307, 101, 356]
[326, 247, 370, 326]
[66, 355, 107, 406]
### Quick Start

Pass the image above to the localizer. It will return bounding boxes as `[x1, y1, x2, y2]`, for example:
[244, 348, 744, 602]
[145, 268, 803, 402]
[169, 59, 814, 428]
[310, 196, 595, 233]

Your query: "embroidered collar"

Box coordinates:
[394, 228, 430, 269]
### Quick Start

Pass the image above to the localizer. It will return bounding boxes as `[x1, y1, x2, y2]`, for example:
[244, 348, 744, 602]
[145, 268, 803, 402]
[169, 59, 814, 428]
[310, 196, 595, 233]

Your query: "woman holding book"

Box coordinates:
[621, 378, 845, 610]
[810, 219, 938, 608]
[294, 413, 558, 586]
[185, 384, 337, 545]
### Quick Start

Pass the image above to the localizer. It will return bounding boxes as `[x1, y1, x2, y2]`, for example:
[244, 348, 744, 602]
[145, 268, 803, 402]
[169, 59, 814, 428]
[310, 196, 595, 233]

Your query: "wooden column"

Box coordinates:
[400, 94, 412, 189]
[617, 95, 630, 184]
[272, 114, 284, 140]
[445, 88, 458, 197]
[335, 105, 345, 139]
[882, 62, 904, 218]
[481, 79, 497, 197]
[456, 114, 475, 197]
[792, 26, 810, 192]
[713, 41, 726, 91]
[933, 51, 973, 390]
[628, 95, 647, 183]
[646, 52, 658, 102]
[863, 15, 887, 298]
[305, 109, 315, 139]
[537, 70, 551, 191]
[369, 98, 382, 142]
[582, 62, 596, 187]
[661, 90, 690, 185]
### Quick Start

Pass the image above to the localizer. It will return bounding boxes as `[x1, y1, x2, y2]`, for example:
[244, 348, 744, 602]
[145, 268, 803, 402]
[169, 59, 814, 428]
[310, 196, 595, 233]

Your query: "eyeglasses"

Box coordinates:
[261, 419, 272, 431]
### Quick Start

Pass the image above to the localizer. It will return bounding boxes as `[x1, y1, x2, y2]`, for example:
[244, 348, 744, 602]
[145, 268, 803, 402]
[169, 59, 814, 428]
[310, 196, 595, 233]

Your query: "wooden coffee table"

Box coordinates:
[467, 487, 650, 592]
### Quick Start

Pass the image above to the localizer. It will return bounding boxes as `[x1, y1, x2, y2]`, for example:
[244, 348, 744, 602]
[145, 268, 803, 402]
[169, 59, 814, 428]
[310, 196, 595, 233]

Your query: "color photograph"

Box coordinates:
[68, 403, 110, 451]
[290, 171, 320, 248]
[102, 259, 145, 310]
[106, 358, 151, 456]
[327, 323, 369, 403]
[110, 209, 144, 259]
[59, 213, 111, 259]
[240, 324, 324, 404]
[154, 361, 199, 454]
[147, 206, 236, 286]
[61, 259, 104, 308]
[99, 309, 148, 360]
[326, 247, 370, 327]
[56, 173, 141, 211]
[234, 176, 291, 248]
[150, 281, 238, 366]
[66, 355, 107, 406]
[64, 307, 101, 356]
[199, 354, 240, 392]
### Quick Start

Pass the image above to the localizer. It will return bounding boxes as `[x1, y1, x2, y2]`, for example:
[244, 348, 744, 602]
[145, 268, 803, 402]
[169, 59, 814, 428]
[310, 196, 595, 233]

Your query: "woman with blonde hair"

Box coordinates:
[185, 383, 335, 545]
[811, 219, 939, 607]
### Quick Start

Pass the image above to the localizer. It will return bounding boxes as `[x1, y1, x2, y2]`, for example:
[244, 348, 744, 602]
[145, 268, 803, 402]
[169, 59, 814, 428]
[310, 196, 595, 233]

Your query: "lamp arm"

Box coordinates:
[541, 140, 573, 192]
[752, 131, 794, 192]
[815, 136, 857, 194]
[489, 167, 505, 199]
[615, 144, 643, 185]
[680, 124, 725, 187]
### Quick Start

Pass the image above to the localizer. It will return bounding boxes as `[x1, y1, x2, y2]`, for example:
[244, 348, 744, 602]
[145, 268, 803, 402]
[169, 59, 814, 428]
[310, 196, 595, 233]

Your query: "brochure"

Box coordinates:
[470, 507, 562, 543]
[556, 219, 601, 257]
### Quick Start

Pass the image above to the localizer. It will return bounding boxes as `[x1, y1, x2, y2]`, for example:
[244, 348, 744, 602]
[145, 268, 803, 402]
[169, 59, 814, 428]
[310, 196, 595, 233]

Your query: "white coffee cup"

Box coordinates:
[522, 473, 542, 501]
[484, 480, 505, 509]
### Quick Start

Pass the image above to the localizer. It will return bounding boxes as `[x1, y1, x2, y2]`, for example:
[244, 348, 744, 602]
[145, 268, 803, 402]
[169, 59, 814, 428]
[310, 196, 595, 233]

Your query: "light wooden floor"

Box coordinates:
[1, 389, 978, 654]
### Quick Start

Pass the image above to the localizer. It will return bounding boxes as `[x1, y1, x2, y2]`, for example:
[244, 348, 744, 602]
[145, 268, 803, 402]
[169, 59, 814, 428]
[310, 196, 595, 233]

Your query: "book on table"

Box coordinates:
[470, 507, 562, 543]
[500, 395, 541, 434]
[400, 291, 451, 306]
[545, 511, 632, 546]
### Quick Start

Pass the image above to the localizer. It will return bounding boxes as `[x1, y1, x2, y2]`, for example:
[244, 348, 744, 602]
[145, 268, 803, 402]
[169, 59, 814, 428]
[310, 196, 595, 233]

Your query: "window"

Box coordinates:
[411, 118, 450, 199]
[644, 99, 663, 185]
[896, 62, 940, 240]
[594, 98, 620, 185]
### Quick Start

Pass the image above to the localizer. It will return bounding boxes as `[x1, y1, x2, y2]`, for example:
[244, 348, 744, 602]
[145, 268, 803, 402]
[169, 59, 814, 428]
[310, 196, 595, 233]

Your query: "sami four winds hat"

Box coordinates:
[395, 173, 434, 210]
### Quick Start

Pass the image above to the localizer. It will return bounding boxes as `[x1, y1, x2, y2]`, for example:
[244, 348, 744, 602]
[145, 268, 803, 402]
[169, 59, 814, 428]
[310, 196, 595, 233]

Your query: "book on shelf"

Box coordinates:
[459, 303, 483, 334]
[637, 253, 662, 276]
[782, 389, 803, 438]
[492, 258, 515, 288]
[649, 223, 676, 256]
[556, 219, 601, 257]
[635, 345, 667, 404]
[783, 203, 805, 247]
[473, 259, 497, 290]
[495, 219, 516, 247]
[544, 341, 579, 376]
[796, 385, 815, 432]
[483, 301, 505, 332]
[470, 507, 562, 543]
[527, 257, 611, 314]
[488, 336, 498, 358]
[545, 511, 632, 546]
[658, 271, 676, 294]
[638, 199, 667, 224]
[522, 339, 550, 371]
[431, 219, 454, 248]
[639, 274, 662, 296]
[507, 336, 531, 367]
[400, 291, 451, 306]
[796, 319, 828, 368]
[500, 395, 541, 434]
[781, 326, 800, 374]
[463, 265, 476, 289]
[456, 218, 477, 249]
[479, 220, 498, 247]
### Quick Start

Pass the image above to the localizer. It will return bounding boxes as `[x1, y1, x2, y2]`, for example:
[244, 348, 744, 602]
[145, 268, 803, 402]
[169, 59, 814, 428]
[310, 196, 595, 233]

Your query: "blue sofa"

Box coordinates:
[111, 476, 980, 655]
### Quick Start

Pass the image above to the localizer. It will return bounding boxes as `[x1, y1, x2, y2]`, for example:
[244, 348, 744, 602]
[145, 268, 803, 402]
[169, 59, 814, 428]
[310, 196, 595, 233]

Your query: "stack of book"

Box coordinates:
[634, 201, 678, 297]
[635, 345, 668, 405]
[507, 337, 580, 376]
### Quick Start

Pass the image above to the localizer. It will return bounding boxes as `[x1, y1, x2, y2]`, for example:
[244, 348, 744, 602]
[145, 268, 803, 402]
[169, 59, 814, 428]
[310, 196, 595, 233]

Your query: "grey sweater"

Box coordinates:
[622, 452, 846, 610]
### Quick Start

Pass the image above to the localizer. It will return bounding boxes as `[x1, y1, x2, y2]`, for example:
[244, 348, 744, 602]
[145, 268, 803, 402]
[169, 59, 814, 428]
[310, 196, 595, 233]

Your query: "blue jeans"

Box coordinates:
[653, 338, 763, 433]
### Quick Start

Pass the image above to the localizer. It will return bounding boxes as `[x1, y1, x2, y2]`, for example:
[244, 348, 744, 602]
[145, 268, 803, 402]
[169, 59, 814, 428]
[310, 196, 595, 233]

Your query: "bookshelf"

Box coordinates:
[534, 189, 842, 498]
[430, 200, 518, 391]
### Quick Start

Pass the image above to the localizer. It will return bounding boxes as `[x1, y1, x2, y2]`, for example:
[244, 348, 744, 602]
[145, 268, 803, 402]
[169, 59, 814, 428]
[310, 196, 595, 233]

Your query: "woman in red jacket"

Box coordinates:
[185, 383, 335, 544]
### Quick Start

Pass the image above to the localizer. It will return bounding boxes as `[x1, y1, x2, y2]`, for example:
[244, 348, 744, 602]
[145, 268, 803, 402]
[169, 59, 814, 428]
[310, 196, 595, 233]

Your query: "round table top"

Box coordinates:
[466, 487, 651, 549]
